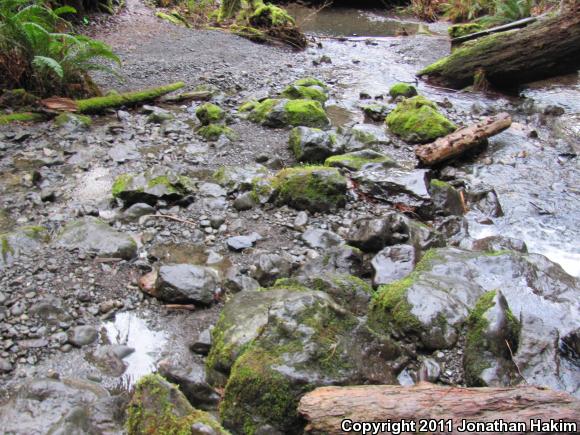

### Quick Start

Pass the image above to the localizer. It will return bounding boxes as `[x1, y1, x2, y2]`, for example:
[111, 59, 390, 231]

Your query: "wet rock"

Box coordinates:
[190, 327, 212, 355]
[54, 113, 92, 132]
[368, 248, 580, 396]
[111, 168, 195, 207]
[419, 357, 441, 382]
[198, 182, 227, 198]
[226, 232, 262, 252]
[0, 378, 122, 434]
[108, 142, 140, 163]
[301, 228, 344, 249]
[289, 126, 341, 163]
[233, 191, 257, 211]
[429, 179, 464, 216]
[362, 104, 390, 122]
[468, 236, 528, 253]
[68, 325, 98, 347]
[55, 217, 137, 259]
[464, 291, 521, 387]
[385, 96, 456, 144]
[247, 98, 330, 129]
[127, 374, 228, 435]
[212, 165, 268, 194]
[251, 252, 294, 286]
[224, 269, 261, 293]
[217, 290, 402, 433]
[293, 211, 309, 230]
[344, 124, 391, 151]
[466, 183, 503, 217]
[281, 83, 328, 103]
[89, 345, 129, 376]
[158, 360, 220, 409]
[0, 226, 50, 269]
[325, 149, 398, 171]
[155, 264, 218, 305]
[272, 166, 347, 212]
[299, 245, 364, 277]
[371, 244, 416, 287]
[144, 105, 174, 124]
[0, 357, 13, 373]
[346, 214, 409, 252]
[407, 220, 446, 253]
[354, 168, 432, 217]
[122, 203, 156, 222]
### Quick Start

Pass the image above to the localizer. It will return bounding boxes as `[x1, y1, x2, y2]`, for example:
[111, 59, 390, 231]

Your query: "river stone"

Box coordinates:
[371, 244, 416, 287]
[212, 164, 268, 194]
[155, 264, 218, 304]
[0, 358, 12, 373]
[465, 182, 503, 217]
[145, 106, 175, 124]
[298, 245, 364, 277]
[68, 325, 98, 347]
[0, 377, 122, 434]
[273, 167, 347, 213]
[55, 217, 137, 259]
[122, 203, 156, 222]
[288, 126, 341, 163]
[233, 191, 257, 211]
[369, 247, 580, 397]
[429, 179, 464, 216]
[0, 226, 50, 270]
[354, 168, 433, 218]
[190, 327, 213, 356]
[468, 235, 528, 253]
[346, 214, 409, 252]
[250, 252, 294, 286]
[343, 124, 391, 151]
[464, 290, 521, 387]
[301, 228, 344, 249]
[158, 360, 220, 409]
[247, 98, 330, 129]
[127, 374, 228, 435]
[325, 149, 398, 171]
[219, 290, 402, 433]
[226, 232, 262, 252]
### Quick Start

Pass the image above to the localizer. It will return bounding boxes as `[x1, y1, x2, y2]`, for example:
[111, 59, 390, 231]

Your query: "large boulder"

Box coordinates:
[281, 78, 328, 103]
[155, 264, 218, 305]
[55, 217, 137, 259]
[127, 374, 229, 435]
[369, 248, 580, 396]
[247, 98, 330, 129]
[215, 289, 402, 433]
[272, 166, 347, 212]
[385, 96, 456, 143]
[289, 126, 341, 163]
[0, 226, 49, 269]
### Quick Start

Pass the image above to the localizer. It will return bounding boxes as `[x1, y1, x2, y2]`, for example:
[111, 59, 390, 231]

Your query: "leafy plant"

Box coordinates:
[485, 0, 534, 25]
[410, 0, 442, 21]
[0, 0, 120, 97]
[440, 0, 494, 22]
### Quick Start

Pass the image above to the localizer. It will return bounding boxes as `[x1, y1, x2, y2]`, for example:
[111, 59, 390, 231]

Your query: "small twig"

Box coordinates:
[506, 339, 528, 384]
[164, 304, 196, 311]
[459, 190, 468, 214]
[142, 213, 197, 227]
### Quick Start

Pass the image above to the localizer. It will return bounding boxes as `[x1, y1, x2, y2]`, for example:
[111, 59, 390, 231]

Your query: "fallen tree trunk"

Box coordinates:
[299, 383, 580, 434]
[415, 112, 512, 165]
[418, 6, 580, 89]
[451, 16, 539, 46]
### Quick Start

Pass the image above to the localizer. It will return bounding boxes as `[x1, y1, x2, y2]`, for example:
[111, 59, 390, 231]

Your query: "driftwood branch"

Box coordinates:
[415, 112, 512, 166]
[299, 383, 580, 434]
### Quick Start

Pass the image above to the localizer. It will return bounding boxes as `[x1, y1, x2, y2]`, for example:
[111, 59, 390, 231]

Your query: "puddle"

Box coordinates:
[103, 312, 167, 385]
[287, 5, 425, 37]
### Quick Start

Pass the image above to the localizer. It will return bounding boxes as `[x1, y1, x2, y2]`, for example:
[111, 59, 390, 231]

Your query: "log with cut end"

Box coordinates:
[415, 112, 512, 166]
[298, 383, 580, 434]
[418, 5, 580, 89]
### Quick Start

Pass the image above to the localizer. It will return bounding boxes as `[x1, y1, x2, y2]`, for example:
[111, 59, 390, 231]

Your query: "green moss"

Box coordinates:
[388, 83, 417, 99]
[197, 124, 236, 141]
[325, 151, 396, 171]
[281, 85, 327, 103]
[111, 174, 134, 198]
[385, 96, 456, 144]
[196, 103, 225, 125]
[238, 100, 258, 113]
[155, 11, 189, 27]
[283, 99, 329, 128]
[464, 290, 496, 386]
[247, 98, 277, 124]
[231, 25, 267, 42]
[268, 278, 310, 293]
[294, 77, 327, 89]
[75, 82, 185, 114]
[1, 236, 14, 262]
[21, 225, 49, 242]
[54, 113, 92, 128]
[0, 112, 44, 125]
[249, 4, 295, 28]
[448, 23, 484, 39]
[430, 178, 450, 189]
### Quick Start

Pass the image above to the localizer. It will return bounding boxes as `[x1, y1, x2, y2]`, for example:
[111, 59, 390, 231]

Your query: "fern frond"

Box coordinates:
[33, 55, 63, 79]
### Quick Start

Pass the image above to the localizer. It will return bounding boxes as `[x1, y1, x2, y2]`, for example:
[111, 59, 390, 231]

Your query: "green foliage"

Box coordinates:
[440, 0, 494, 22]
[0, 0, 120, 97]
[482, 0, 534, 25]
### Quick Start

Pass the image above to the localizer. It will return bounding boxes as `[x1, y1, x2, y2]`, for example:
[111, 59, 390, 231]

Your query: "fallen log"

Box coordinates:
[415, 112, 512, 165]
[451, 16, 539, 46]
[159, 90, 213, 103]
[418, 5, 580, 89]
[298, 383, 580, 434]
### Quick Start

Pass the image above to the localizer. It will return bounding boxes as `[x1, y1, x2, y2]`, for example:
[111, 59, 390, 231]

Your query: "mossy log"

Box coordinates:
[0, 112, 45, 125]
[418, 6, 580, 89]
[299, 383, 580, 434]
[415, 112, 512, 166]
[74, 82, 185, 114]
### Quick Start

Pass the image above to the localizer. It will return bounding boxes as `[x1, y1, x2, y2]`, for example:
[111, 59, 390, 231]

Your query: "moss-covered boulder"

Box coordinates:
[449, 22, 484, 39]
[429, 179, 464, 216]
[127, 374, 229, 435]
[216, 290, 401, 434]
[1, 226, 49, 269]
[388, 83, 418, 99]
[289, 126, 341, 163]
[362, 104, 390, 122]
[464, 290, 520, 387]
[249, 3, 295, 28]
[385, 96, 456, 143]
[212, 165, 268, 194]
[111, 168, 195, 206]
[325, 150, 398, 171]
[197, 124, 236, 141]
[281, 78, 328, 103]
[343, 124, 391, 151]
[272, 166, 347, 212]
[196, 103, 225, 125]
[247, 98, 330, 129]
[54, 113, 92, 132]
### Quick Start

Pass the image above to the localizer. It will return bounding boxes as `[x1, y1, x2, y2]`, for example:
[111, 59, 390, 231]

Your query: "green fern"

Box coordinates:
[33, 54, 63, 78]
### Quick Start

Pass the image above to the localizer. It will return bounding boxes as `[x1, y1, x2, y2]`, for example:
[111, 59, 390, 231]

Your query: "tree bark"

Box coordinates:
[418, 6, 580, 89]
[415, 112, 512, 166]
[299, 383, 580, 434]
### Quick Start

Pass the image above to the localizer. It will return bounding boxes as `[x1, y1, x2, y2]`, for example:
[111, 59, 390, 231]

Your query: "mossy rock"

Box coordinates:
[111, 170, 195, 206]
[325, 150, 398, 171]
[429, 179, 464, 216]
[127, 374, 229, 435]
[212, 165, 269, 194]
[196, 103, 225, 126]
[0, 89, 39, 109]
[272, 166, 347, 212]
[289, 126, 340, 163]
[197, 124, 236, 141]
[281, 85, 327, 103]
[155, 11, 190, 27]
[295, 77, 327, 89]
[385, 96, 456, 144]
[54, 113, 92, 130]
[248, 99, 330, 129]
[362, 104, 390, 122]
[1, 226, 50, 269]
[249, 3, 295, 28]
[449, 23, 484, 39]
[388, 83, 418, 99]
[231, 24, 267, 42]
